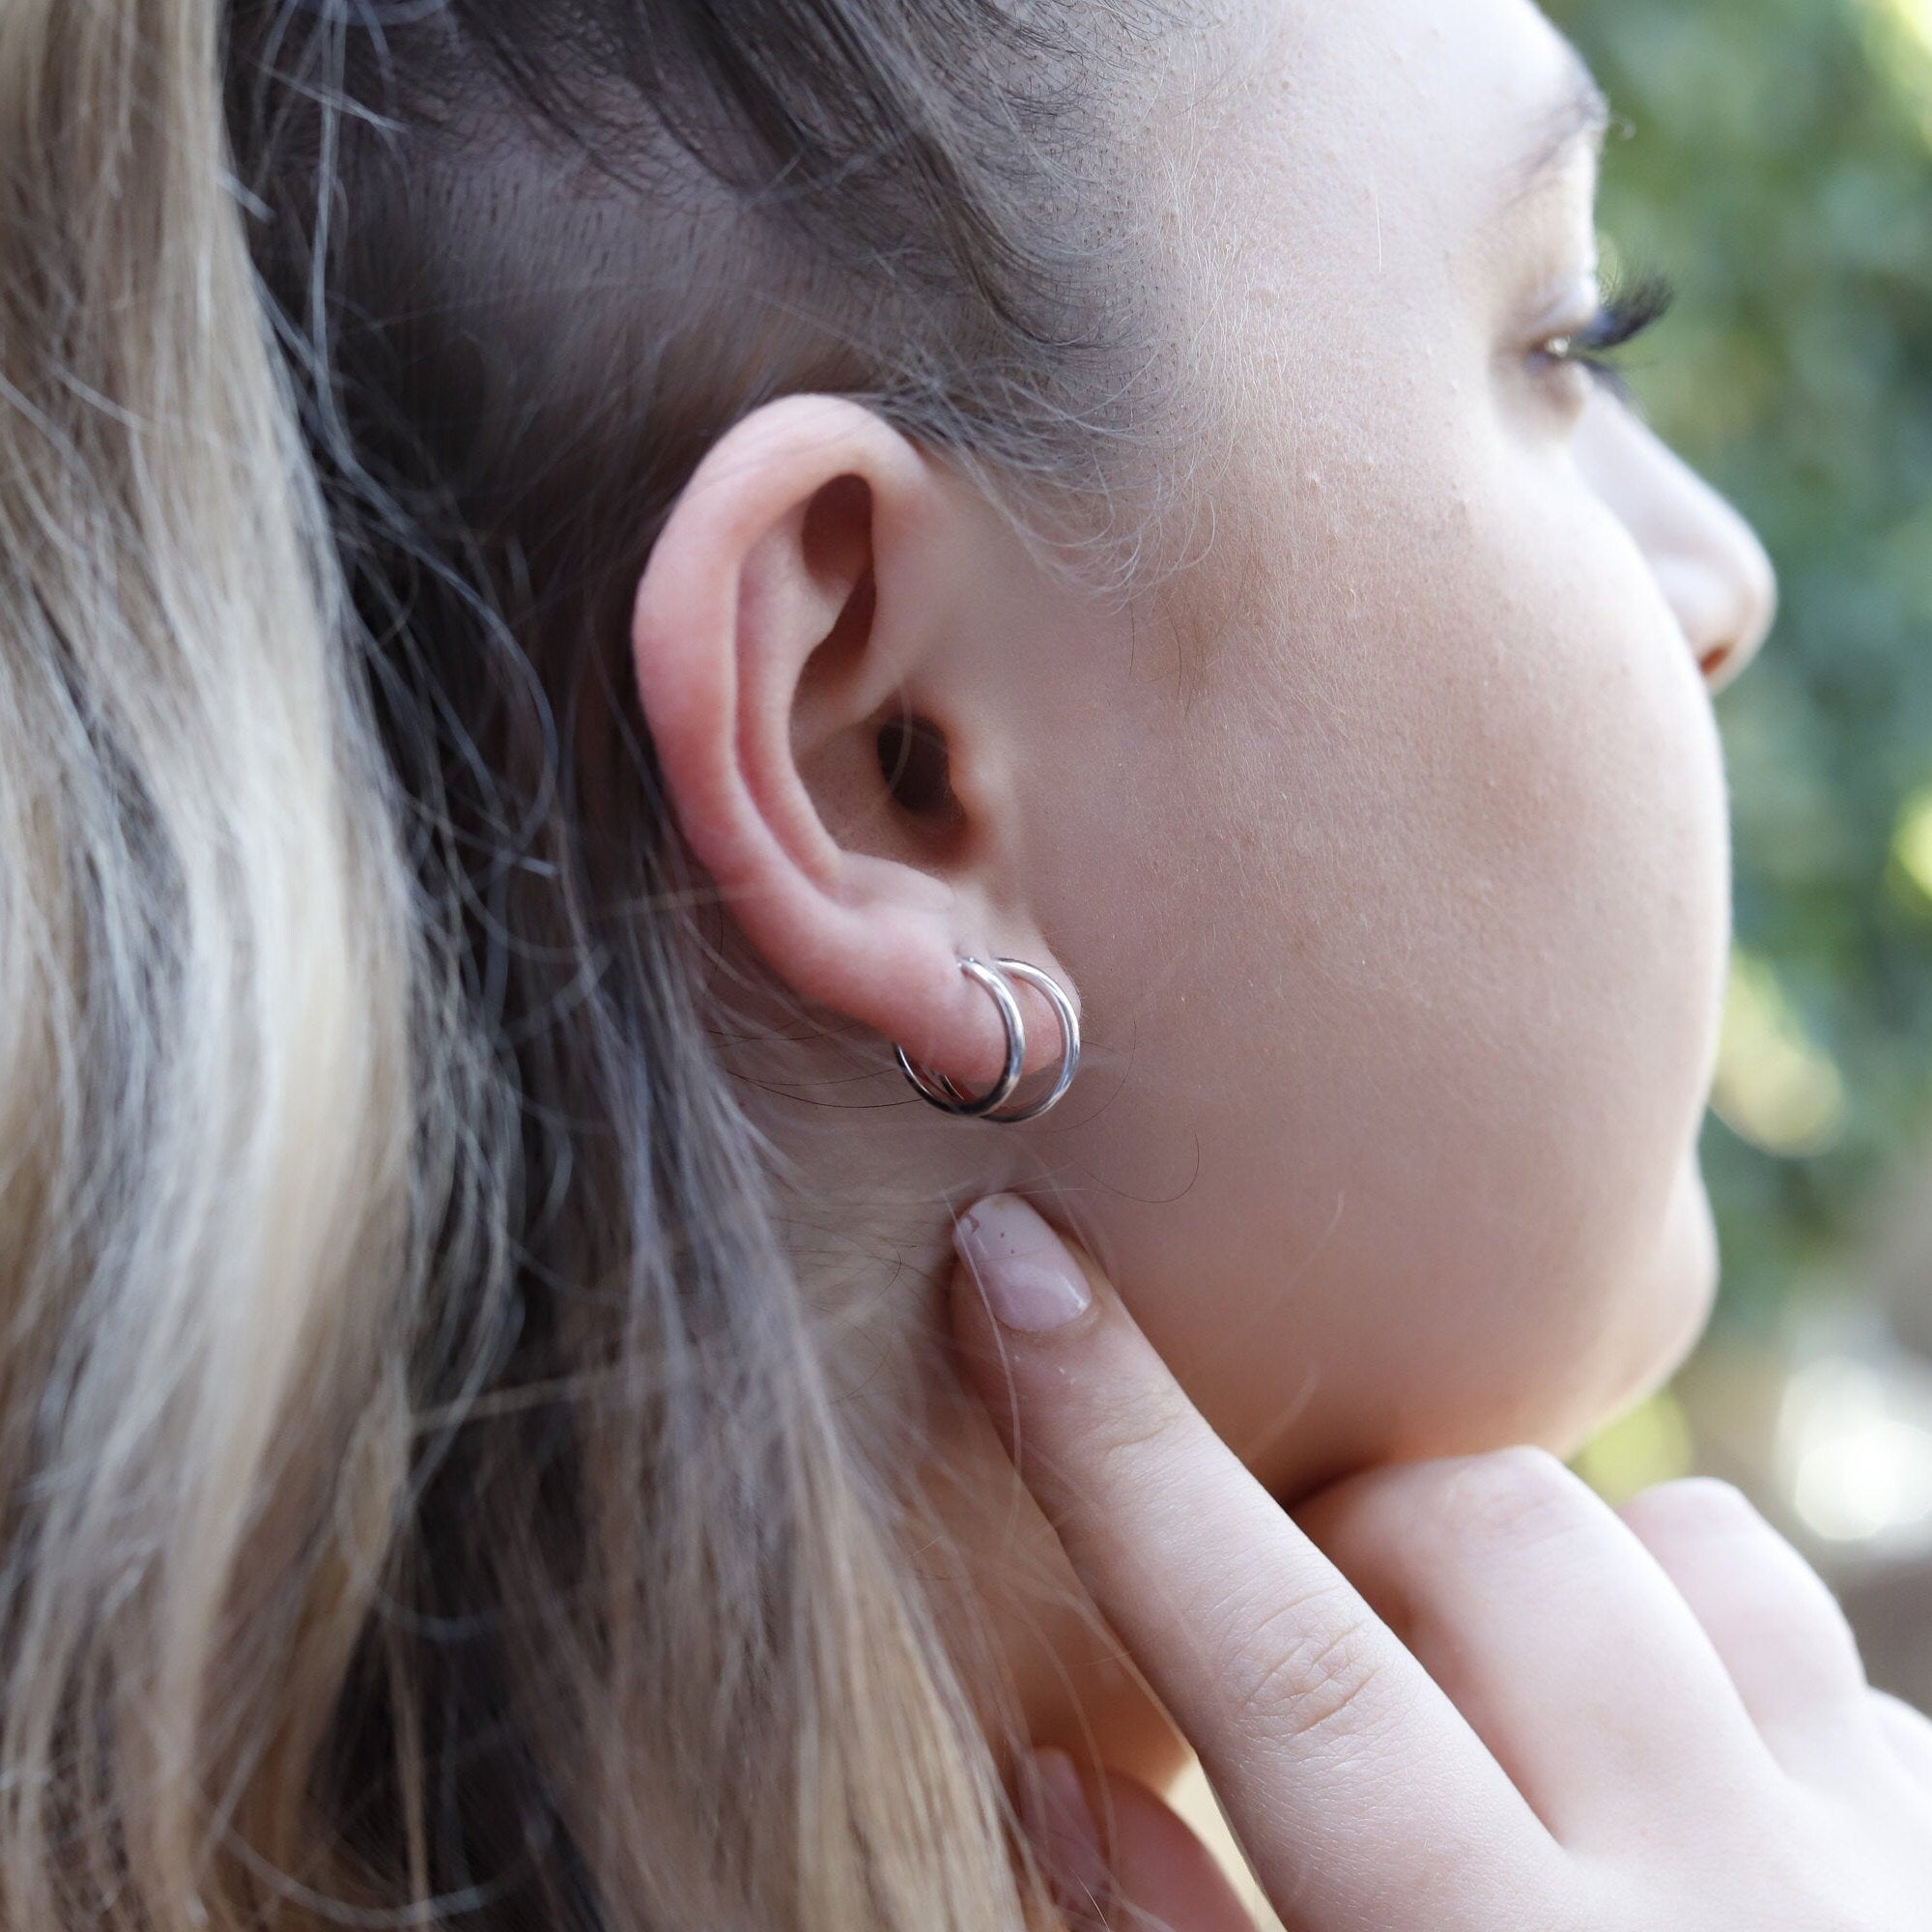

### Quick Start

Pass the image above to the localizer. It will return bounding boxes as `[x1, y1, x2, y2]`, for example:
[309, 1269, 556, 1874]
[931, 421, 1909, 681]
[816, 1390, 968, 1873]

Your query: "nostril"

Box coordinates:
[1697, 642, 1732, 681]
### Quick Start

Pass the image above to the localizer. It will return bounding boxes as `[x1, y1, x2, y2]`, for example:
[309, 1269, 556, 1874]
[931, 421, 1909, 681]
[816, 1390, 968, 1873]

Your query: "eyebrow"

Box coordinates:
[1506, 41, 1613, 206]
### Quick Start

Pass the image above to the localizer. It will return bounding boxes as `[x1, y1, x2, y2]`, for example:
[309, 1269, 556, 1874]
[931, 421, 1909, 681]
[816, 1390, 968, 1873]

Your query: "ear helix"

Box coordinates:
[892, 957, 1081, 1122]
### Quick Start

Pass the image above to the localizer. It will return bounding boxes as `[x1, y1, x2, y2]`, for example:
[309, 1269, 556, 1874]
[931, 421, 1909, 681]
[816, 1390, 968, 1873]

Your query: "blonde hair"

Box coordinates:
[0, 1, 1181, 1926]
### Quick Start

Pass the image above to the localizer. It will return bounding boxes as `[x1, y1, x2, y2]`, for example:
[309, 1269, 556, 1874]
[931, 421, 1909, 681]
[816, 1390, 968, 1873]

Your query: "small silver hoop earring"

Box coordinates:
[893, 957, 1081, 1123]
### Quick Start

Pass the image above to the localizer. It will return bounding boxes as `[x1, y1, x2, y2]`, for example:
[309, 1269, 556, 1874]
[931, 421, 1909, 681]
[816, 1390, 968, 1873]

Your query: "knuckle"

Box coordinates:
[1776, 1557, 1865, 1670]
[1083, 1386, 1195, 1485]
[1753, 1574, 1863, 1682]
[1623, 1474, 1759, 1536]
[1216, 1584, 1393, 1751]
[1626, 1480, 1868, 1676]
[1811, 1591, 1864, 1673]
[1435, 1444, 1587, 1553]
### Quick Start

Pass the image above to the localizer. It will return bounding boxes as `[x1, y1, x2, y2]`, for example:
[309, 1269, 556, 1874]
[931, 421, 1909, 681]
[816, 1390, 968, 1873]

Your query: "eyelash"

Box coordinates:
[1538, 267, 1677, 406]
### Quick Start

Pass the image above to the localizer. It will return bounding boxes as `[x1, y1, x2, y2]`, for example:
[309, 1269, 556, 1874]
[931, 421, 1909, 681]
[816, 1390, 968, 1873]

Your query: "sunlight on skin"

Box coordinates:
[629, 0, 1777, 1793]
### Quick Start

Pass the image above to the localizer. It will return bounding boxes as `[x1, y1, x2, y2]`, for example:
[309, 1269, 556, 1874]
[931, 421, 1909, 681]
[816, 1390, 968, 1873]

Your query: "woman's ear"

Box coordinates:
[630, 392, 1077, 1095]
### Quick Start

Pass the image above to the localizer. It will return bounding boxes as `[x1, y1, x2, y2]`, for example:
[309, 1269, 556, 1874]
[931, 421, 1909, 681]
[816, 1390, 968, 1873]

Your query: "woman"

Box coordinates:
[0, 0, 1922, 1927]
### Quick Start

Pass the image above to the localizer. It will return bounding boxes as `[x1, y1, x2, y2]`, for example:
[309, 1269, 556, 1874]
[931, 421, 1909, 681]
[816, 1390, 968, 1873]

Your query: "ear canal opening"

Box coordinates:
[875, 708, 962, 828]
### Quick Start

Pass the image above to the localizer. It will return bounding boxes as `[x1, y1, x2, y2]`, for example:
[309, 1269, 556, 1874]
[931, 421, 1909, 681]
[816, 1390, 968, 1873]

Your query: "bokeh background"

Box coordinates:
[1545, 0, 1932, 1714]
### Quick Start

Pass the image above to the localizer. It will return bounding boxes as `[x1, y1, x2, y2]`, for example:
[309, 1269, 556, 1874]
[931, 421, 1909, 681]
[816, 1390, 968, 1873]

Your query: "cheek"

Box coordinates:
[1036, 443, 1732, 1473]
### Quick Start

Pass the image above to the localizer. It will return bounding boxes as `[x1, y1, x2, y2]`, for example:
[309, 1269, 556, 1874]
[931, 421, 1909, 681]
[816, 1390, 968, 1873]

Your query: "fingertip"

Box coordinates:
[1017, 1747, 1111, 1924]
[1081, 1763, 1267, 1932]
[952, 1193, 1096, 1338]
[1019, 1748, 1263, 1932]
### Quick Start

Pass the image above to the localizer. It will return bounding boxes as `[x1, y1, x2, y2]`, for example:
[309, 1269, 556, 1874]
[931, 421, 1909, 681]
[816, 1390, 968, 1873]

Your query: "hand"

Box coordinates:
[948, 1192, 1932, 1932]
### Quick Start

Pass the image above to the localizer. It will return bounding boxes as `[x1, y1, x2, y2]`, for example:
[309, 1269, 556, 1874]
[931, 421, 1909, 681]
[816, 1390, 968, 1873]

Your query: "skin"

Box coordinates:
[630, 0, 1778, 1799]
[951, 1195, 1932, 1929]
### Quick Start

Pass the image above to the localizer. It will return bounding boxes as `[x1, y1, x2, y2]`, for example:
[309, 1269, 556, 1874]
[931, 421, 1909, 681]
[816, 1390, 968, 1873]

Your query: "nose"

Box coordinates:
[1573, 387, 1778, 695]
[1645, 487, 1778, 694]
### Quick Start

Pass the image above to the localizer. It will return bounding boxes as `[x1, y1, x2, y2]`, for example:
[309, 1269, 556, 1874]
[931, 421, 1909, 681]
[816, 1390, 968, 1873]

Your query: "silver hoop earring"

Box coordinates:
[893, 956, 1081, 1123]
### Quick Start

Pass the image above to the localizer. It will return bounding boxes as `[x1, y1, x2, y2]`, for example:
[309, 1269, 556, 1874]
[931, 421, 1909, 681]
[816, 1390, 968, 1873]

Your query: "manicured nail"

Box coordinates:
[1018, 1747, 1107, 1917]
[953, 1193, 1093, 1331]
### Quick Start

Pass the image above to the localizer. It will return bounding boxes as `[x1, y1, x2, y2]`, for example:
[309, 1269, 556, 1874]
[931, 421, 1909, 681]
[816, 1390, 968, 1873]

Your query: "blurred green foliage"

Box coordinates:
[1548, 0, 1932, 1328]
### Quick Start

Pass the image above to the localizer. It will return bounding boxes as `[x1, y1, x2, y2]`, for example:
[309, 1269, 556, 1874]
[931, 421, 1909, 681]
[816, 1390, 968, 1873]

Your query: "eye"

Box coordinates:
[1534, 266, 1677, 409]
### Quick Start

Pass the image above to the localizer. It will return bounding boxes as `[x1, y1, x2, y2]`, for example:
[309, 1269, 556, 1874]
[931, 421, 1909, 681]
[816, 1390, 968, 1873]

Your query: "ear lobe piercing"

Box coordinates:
[893, 956, 1081, 1122]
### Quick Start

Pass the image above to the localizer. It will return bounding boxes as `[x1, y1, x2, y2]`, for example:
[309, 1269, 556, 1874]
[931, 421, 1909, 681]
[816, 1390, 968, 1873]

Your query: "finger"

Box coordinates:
[951, 1194, 1555, 1932]
[1293, 1449, 1778, 1846]
[1018, 1748, 1117, 1929]
[1019, 1749, 1258, 1932]
[1616, 1477, 1879, 1780]
[1870, 1689, 1932, 1792]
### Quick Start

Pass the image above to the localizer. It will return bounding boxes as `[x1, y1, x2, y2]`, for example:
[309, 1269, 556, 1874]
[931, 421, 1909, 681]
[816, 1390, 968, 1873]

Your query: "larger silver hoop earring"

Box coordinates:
[893, 956, 1081, 1123]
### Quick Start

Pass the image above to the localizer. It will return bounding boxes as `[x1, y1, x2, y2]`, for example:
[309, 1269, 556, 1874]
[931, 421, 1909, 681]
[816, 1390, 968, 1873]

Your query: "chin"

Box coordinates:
[1635, 1149, 1721, 1385]
[1548, 1148, 1721, 1461]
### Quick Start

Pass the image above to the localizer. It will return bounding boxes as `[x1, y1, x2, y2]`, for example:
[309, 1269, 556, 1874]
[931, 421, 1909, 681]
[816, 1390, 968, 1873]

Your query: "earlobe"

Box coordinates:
[629, 392, 1078, 1097]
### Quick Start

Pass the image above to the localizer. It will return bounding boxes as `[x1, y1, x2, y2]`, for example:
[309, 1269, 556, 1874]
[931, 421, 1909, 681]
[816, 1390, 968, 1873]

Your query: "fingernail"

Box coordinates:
[1018, 1747, 1107, 1916]
[953, 1194, 1093, 1332]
